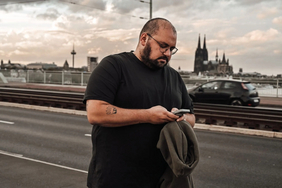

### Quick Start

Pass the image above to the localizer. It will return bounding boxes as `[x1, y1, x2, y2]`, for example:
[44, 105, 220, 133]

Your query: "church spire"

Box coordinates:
[202, 34, 208, 61]
[197, 34, 201, 49]
[222, 51, 226, 63]
[203, 34, 206, 49]
[216, 48, 218, 62]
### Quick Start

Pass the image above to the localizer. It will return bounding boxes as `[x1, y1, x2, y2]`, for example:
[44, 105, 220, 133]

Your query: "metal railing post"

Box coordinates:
[62, 71, 64, 85]
[277, 79, 279, 97]
[81, 72, 83, 86]
[44, 71, 46, 84]
[27, 70, 29, 83]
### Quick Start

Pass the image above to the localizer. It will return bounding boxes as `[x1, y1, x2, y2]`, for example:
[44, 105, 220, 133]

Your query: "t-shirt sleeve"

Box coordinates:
[83, 55, 121, 104]
[179, 75, 194, 114]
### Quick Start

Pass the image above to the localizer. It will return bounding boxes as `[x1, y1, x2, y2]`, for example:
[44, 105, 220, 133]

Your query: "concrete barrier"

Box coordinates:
[1, 101, 281, 139]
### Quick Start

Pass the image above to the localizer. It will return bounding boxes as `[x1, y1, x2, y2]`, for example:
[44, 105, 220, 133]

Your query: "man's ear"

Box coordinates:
[140, 33, 148, 47]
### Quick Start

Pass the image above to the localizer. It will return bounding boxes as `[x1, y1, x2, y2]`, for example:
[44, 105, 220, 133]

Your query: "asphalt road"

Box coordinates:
[193, 131, 282, 188]
[0, 105, 281, 188]
[0, 105, 92, 170]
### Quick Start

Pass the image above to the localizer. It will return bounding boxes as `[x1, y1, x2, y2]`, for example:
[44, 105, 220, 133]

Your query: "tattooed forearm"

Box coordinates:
[106, 106, 117, 115]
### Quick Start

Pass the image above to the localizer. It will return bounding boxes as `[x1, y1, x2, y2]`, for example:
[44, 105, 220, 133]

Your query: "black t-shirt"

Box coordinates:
[84, 52, 194, 188]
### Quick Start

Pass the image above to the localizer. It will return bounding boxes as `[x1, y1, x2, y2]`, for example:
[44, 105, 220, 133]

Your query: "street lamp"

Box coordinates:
[139, 0, 152, 19]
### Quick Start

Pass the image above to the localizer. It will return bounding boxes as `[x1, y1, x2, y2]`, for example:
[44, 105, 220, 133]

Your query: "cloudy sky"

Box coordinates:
[0, 0, 281, 75]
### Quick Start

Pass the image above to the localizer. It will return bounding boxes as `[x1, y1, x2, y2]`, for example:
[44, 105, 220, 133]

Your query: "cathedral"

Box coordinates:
[193, 35, 233, 76]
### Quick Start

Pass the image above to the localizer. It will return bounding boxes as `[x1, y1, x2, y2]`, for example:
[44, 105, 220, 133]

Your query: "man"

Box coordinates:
[83, 17, 195, 188]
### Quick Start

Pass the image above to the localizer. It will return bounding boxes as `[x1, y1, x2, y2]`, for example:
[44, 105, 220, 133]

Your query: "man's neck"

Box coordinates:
[133, 50, 142, 62]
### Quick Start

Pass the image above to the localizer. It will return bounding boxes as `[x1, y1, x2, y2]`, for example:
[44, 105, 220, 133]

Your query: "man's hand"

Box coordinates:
[147, 105, 179, 124]
[171, 107, 195, 128]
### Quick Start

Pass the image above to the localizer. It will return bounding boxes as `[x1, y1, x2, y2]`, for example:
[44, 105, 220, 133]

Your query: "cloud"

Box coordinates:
[36, 7, 60, 20]
[273, 50, 281, 54]
[60, 0, 107, 13]
[0, 0, 46, 12]
[243, 28, 279, 42]
[234, 0, 278, 6]
[273, 16, 282, 25]
[226, 28, 280, 56]
[257, 7, 278, 19]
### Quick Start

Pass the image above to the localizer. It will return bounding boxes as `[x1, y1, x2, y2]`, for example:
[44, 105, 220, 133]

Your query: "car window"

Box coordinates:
[222, 82, 238, 89]
[202, 81, 221, 90]
[244, 83, 255, 90]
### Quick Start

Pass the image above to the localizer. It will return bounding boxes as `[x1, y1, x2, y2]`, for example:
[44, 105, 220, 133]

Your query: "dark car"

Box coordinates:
[188, 79, 260, 107]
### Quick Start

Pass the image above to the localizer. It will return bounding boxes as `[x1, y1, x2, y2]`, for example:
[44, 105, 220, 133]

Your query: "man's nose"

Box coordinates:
[163, 49, 172, 56]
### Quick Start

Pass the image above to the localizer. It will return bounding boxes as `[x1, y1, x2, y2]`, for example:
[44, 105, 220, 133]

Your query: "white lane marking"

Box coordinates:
[0, 150, 23, 157]
[0, 150, 88, 174]
[0, 120, 14, 125]
[84, 134, 91, 137]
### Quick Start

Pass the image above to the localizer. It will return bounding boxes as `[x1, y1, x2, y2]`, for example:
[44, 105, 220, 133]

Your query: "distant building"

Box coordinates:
[0, 59, 3, 69]
[26, 62, 57, 70]
[63, 60, 69, 70]
[0, 60, 26, 69]
[87, 57, 99, 72]
[194, 34, 233, 76]
[233, 72, 263, 78]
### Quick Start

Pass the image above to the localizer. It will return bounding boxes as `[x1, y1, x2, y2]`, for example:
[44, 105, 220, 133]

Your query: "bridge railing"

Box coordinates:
[1, 70, 281, 97]
[25, 70, 91, 86]
[1, 86, 281, 131]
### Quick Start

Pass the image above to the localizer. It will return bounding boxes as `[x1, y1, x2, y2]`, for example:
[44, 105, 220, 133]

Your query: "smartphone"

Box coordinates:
[173, 109, 190, 116]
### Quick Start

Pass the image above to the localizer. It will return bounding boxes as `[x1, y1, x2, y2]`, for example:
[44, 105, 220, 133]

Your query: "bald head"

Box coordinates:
[139, 18, 177, 38]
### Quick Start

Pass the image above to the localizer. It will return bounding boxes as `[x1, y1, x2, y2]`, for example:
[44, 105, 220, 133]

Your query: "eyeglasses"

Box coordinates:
[147, 33, 178, 55]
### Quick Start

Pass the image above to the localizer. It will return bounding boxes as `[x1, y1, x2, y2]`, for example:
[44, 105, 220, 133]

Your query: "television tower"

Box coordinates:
[71, 44, 76, 68]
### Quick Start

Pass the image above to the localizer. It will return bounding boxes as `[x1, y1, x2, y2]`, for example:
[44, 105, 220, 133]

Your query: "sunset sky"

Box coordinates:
[0, 0, 281, 75]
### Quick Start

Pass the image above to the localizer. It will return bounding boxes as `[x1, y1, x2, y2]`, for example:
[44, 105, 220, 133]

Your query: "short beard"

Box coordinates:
[141, 43, 168, 70]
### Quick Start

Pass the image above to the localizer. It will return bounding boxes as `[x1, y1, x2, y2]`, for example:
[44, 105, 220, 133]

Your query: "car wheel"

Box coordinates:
[230, 99, 243, 106]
